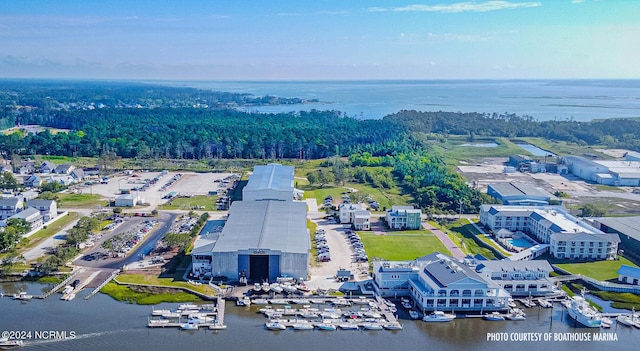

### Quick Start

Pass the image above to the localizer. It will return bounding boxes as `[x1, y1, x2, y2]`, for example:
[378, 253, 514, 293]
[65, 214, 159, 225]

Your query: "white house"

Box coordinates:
[339, 203, 370, 228]
[9, 207, 43, 230]
[352, 210, 371, 230]
[0, 197, 23, 220]
[25, 199, 57, 222]
[54, 163, 75, 175]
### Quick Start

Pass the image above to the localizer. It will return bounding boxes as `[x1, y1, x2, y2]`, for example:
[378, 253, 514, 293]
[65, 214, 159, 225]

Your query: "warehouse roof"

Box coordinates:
[243, 164, 294, 193]
[593, 216, 640, 241]
[488, 182, 551, 198]
[212, 200, 309, 254]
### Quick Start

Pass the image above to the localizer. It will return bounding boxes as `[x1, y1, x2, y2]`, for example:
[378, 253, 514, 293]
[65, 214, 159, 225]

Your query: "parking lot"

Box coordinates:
[78, 171, 237, 211]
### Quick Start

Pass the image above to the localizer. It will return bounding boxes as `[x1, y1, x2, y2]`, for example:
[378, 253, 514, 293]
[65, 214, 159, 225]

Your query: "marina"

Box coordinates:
[146, 297, 227, 330]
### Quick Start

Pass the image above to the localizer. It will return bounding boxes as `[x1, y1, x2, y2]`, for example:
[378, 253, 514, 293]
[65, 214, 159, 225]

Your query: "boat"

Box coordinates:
[292, 323, 314, 330]
[209, 324, 228, 330]
[265, 321, 286, 330]
[152, 309, 171, 316]
[0, 337, 23, 349]
[383, 323, 403, 330]
[180, 322, 199, 330]
[270, 283, 283, 294]
[315, 323, 337, 331]
[12, 292, 32, 301]
[252, 298, 269, 305]
[484, 312, 506, 321]
[353, 297, 371, 305]
[339, 323, 360, 330]
[600, 316, 612, 328]
[62, 285, 74, 295]
[409, 310, 421, 320]
[297, 284, 311, 293]
[422, 311, 456, 322]
[401, 299, 412, 309]
[537, 298, 553, 308]
[61, 293, 76, 301]
[178, 303, 199, 310]
[309, 298, 326, 304]
[505, 312, 526, 321]
[508, 298, 517, 308]
[253, 283, 262, 293]
[261, 282, 271, 293]
[362, 323, 384, 330]
[282, 284, 298, 294]
[566, 291, 601, 328]
[521, 297, 536, 308]
[617, 314, 636, 327]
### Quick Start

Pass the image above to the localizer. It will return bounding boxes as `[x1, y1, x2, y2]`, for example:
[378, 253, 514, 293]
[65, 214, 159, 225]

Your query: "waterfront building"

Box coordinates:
[480, 205, 619, 261]
[373, 253, 510, 312]
[192, 200, 309, 282]
[475, 260, 555, 297]
[590, 216, 640, 262]
[385, 205, 422, 230]
[242, 164, 294, 201]
[486, 182, 557, 206]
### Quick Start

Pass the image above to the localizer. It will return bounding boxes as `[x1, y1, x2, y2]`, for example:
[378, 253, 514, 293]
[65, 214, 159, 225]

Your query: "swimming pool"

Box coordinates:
[508, 238, 534, 249]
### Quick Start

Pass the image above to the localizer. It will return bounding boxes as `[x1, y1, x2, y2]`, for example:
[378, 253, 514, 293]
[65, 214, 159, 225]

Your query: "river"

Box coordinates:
[0, 283, 637, 351]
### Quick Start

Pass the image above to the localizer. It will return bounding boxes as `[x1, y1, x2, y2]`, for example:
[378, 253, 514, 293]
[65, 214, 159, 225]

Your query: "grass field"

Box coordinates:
[554, 256, 639, 281]
[431, 219, 498, 259]
[101, 281, 203, 305]
[115, 273, 217, 296]
[57, 193, 106, 208]
[18, 212, 81, 253]
[359, 230, 451, 261]
[160, 195, 219, 210]
[435, 137, 528, 165]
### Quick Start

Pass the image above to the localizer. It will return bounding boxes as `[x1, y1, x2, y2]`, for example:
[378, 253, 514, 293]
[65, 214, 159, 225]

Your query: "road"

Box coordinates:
[22, 217, 81, 261]
[422, 222, 467, 260]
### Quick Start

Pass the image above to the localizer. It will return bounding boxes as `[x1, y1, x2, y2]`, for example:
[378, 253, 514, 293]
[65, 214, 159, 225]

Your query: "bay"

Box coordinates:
[0, 282, 637, 351]
[152, 80, 640, 122]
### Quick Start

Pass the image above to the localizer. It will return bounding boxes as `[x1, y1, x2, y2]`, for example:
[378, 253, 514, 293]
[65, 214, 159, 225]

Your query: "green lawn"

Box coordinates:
[555, 257, 638, 281]
[57, 193, 106, 208]
[436, 137, 528, 165]
[432, 219, 498, 259]
[14, 212, 81, 256]
[101, 281, 202, 305]
[115, 273, 218, 296]
[359, 230, 451, 261]
[160, 195, 219, 211]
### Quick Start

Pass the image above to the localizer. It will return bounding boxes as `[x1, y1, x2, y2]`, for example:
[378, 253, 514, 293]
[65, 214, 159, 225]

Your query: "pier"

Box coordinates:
[147, 299, 227, 330]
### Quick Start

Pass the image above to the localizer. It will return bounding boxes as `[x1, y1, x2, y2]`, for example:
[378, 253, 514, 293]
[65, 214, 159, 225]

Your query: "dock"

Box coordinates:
[147, 299, 226, 330]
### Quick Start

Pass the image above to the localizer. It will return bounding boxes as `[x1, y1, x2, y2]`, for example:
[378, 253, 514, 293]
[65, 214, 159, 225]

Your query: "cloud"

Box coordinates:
[369, 1, 541, 13]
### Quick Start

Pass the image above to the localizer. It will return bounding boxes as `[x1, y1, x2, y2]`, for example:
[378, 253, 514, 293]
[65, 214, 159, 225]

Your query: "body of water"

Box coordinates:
[515, 143, 557, 157]
[0, 282, 637, 351]
[155, 80, 640, 122]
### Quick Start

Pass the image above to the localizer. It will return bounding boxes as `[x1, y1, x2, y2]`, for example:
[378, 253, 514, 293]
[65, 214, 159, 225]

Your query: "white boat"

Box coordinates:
[270, 283, 283, 294]
[566, 292, 601, 328]
[422, 311, 456, 322]
[178, 303, 199, 310]
[62, 285, 74, 294]
[401, 300, 412, 309]
[600, 316, 612, 328]
[409, 310, 421, 320]
[617, 315, 636, 327]
[152, 309, 171, 316]
[506, 312, 526, 321]
[265, 321, 286, 330]
[362, 323, 384, 330]
[61, 293, 76, 301]
[315, 323, 337, 331]
[252, 298, 269, 305]
[508, 299, 517, 308]
[261, 283, 271, 293]
[537, 298, 553, 308]
[0, 337, 23, 349]
[253, 283, 262, 293]
[292, 323, 314, 330]
[383, 323, 403, 330]
[282, 284, 298, 294]
[180, 322, 199, 330]
[339, 323, 359, 330]
[13, 292, 33, 301]
[162, 312, 181, 318]
[521, 297, 536, 308]
[484, 312, 505, 321]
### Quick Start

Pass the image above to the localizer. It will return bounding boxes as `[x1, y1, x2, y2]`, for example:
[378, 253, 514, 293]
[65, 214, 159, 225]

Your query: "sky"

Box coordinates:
[0, 0, 638, 80]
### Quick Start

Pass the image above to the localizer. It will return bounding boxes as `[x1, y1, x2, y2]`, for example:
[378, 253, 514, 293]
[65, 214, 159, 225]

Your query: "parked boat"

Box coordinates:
[265, 321, 286, 330]
[566, 291, 601, 328]
[282, 284, 298, 294]
[508, 298, 517, 308]
[383, 323, 403, 330]
[253, 283, 262, 293]
[484, 312, 506, 321]
[252, 298, 269, 305]
[261, 283, 271, 293]
[180, 322, 199, 330]
[537, 298, 553, 308]
[292, 323, 314, 330]
[423, 310, 456, 322]
[0, 337, 23, 349]
[401, 299, 412, 309]
[362, 323, 384, 330]
[315, 323, 337, 331]
[409, 310, 421, 320]
[12, 292, 32, 301]
[178, 303, 199, 310]
[152, 309, 171, 316]
[270, 283, 283, 294]
[339, 323, 359, 330]
[617, 315, 637, 328]
[506, 312, 526, 321]
[600, 316, 613, 328]
[521, 297, 536, 308]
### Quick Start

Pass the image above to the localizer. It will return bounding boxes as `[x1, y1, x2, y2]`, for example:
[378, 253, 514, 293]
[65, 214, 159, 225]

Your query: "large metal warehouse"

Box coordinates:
[242, 163, 295, 201]
[210, 200, 309, 283]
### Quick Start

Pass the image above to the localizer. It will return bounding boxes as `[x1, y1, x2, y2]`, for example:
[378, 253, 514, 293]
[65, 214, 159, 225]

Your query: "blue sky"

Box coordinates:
[1, 0, 638, 80]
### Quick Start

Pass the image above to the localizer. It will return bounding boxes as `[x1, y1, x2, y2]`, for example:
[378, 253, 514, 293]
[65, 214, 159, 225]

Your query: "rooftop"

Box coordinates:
[212, 200, 309, 254]
[488, 182, 551, 198]
[243, 164, 294, 193]
[593, 216, 640, 241]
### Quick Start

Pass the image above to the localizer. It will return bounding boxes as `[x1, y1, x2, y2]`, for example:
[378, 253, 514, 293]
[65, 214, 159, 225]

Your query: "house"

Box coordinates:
[475, 260, 555, 297]
[18, 160, 35, 175]
[23, 175, 42, 188]
[0, 164, 12, 174]
[0, 197, 23, 220]
[20, 191, 39, 202]
[617, 265, 640, 285]
[373, 252, 511, 312]
[43, 175, 75, 185]
[39, 161, 56, 174]
[70, 168, 85, 181]
[385, 206, 422, 230]
[25, 199, 57, 222]
[53, 163, 75, 175]
[339, 203, 370, 228]
[352, 210, 371, 230]
[9, 207, 42, 230]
